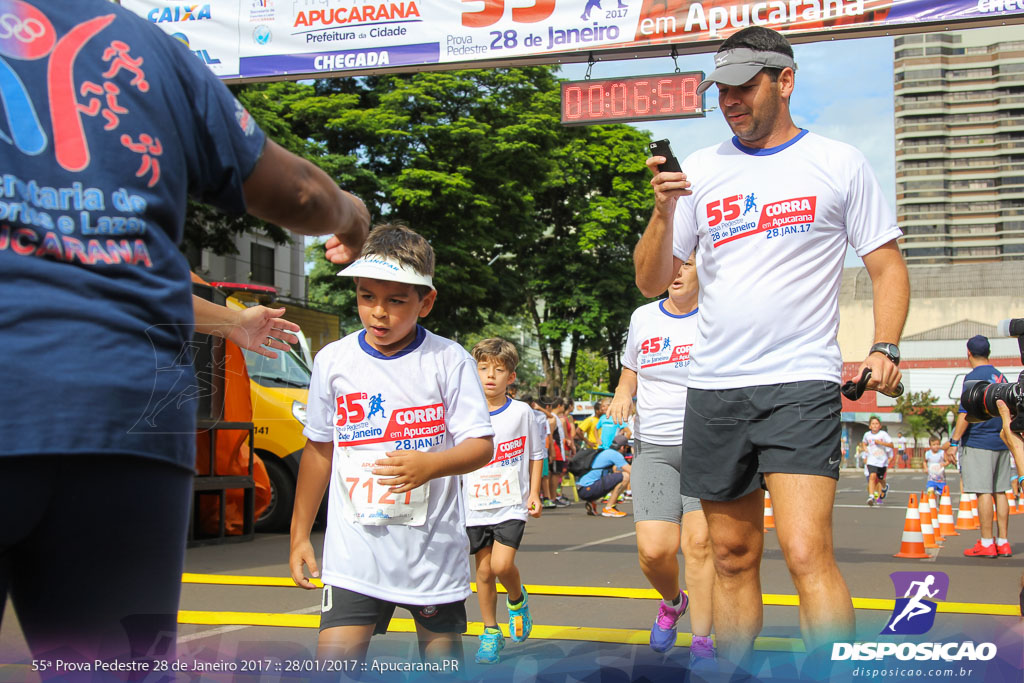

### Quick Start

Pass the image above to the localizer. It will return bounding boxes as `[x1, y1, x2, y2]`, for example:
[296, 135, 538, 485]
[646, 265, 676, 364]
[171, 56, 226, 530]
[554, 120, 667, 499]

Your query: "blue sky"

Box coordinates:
[558, 35, 897, 268]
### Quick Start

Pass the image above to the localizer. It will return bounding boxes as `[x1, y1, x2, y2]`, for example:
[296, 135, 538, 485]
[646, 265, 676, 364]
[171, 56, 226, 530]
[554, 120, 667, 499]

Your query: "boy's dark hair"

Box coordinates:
[929, 436, 941, 443]
[361, 223, 435, 298]
[719, 26, 794, 83]
[869, 415, 881, 423]
[471, 338, 519, 373]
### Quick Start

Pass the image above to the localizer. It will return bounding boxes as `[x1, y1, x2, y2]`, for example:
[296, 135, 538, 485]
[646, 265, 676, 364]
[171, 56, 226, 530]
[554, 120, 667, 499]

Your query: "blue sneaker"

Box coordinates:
[475, 627, 505, 664]
[650, 590, 688, 653]
[507, 587, 532, 642]
[880, 482, 889, 500]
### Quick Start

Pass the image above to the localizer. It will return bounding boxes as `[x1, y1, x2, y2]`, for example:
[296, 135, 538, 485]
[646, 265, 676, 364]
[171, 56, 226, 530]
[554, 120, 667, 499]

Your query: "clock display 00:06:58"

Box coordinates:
[560, 72, 705, 125]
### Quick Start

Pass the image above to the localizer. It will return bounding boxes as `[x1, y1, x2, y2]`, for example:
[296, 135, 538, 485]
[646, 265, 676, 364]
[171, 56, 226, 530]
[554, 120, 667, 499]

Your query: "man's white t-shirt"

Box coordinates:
[621, 300, 698, 446]
[672, 130, 901, 390]
[304, 326, 494, 605]
[863, 430, 894, 468]
[465, 398, 546, 526]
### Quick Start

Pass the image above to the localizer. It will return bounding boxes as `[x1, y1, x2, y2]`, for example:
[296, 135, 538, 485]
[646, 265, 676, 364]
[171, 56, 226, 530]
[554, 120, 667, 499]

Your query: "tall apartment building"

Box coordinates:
[894, 27, 1024, 264]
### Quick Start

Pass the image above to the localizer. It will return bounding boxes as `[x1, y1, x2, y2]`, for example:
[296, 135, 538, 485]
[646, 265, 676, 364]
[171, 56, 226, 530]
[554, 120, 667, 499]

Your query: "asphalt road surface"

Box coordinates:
[2, 470, 1022, 682]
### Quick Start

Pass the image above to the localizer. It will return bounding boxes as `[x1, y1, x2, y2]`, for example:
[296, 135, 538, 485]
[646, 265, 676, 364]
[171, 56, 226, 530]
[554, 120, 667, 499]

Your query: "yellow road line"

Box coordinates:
[180, 574, 1019, 616]
[177, 613, 803, 653]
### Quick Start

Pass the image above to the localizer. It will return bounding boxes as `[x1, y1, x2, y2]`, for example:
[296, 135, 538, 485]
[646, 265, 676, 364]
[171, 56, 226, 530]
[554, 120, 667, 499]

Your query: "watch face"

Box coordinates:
[873, 343, 899, 363]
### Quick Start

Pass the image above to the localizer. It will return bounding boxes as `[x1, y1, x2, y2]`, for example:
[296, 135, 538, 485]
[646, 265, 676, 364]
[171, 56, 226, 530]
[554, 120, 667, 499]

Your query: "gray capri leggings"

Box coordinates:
[632, 438, 702, 523]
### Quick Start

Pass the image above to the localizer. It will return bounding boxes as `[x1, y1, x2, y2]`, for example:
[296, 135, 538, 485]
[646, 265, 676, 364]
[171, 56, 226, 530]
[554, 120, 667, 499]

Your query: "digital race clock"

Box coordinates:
[560, 72, 705, 126]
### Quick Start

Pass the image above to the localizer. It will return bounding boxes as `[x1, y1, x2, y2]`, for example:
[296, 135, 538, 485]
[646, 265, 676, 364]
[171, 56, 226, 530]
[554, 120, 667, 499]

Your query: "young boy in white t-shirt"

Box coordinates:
[289, 224, 495, 664]
[466, 338, 544, 664]
[923, 436, 950, 494]
[862, 416, 894, 506]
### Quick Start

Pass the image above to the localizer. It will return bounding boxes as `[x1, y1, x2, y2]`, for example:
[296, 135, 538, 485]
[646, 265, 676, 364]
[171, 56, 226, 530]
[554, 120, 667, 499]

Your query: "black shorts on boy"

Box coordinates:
[467, 519, 527, 554]
[319, 586, 467, 636]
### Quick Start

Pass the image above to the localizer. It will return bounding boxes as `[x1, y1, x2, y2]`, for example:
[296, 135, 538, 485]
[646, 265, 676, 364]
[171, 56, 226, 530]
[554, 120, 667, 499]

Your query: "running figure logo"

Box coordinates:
[883, 571, 949, 635]
[661, 337, 671, 351]
[368, 393, 386, 419]
[743, 193, 758, 215]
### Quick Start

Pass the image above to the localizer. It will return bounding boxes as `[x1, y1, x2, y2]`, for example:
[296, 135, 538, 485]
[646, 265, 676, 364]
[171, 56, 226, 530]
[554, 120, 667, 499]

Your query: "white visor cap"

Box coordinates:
[337, 254, 435, 290]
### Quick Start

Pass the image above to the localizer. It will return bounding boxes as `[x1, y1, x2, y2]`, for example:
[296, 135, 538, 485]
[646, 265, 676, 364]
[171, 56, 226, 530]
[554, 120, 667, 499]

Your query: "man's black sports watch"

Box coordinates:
[869, 342, 900, 366]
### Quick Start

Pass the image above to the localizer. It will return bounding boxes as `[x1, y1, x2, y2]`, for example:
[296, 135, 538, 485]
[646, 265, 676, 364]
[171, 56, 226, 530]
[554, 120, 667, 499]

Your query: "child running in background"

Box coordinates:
[923, 436, 951, 495]
[289, 224, 495, 664]
[466, 338, 545, 664]
[862, 416, 894, 506]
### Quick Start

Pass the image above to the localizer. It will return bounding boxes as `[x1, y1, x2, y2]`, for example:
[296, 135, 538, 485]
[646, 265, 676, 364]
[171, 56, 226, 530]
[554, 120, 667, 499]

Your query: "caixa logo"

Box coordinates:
[832, 572, 997, 662]
[148, 4, 212, 23]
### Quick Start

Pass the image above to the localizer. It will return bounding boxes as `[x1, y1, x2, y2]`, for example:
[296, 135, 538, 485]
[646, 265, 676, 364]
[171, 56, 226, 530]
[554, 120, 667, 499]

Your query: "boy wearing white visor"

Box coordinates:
[289, 223, 494, 666]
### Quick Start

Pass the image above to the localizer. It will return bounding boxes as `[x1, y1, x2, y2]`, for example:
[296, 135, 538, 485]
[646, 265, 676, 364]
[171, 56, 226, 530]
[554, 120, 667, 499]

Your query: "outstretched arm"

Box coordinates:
[192, 295, 299, 358]
[243, 139, 371, 263]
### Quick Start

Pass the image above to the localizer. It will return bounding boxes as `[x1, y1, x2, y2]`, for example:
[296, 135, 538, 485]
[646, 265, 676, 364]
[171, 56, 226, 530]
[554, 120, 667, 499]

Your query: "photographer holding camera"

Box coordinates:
[993, 400, 1024, 616]
[950, 335, 1014, 558]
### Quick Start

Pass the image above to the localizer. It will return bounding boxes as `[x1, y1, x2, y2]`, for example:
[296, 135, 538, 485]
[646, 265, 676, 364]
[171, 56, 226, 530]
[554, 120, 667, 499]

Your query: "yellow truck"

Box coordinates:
[239, 343, 310, 532]
[219, 288, 311, 532]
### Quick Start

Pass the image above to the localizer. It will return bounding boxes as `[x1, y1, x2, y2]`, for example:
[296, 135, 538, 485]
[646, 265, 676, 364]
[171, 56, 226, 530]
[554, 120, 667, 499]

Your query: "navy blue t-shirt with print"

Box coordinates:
[960, 364, 1009, 452]
[0, 1, 266, 469]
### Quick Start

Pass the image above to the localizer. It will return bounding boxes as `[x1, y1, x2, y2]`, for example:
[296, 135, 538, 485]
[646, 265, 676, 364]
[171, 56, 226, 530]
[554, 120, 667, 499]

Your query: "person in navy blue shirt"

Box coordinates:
[950, 335, 1013, 558]
[0, 0, 369, 665]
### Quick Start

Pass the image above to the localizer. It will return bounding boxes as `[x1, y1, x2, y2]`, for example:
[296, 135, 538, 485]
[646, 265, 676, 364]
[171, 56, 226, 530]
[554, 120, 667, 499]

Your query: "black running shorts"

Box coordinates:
[681, 380, 842, 501]
[467, 519, 527, 554]
[319, 585, 467, 636]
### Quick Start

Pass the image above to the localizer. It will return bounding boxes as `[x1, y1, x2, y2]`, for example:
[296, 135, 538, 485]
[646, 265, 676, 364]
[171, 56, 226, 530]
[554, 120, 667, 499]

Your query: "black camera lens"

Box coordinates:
[960, 380, 1022, 423]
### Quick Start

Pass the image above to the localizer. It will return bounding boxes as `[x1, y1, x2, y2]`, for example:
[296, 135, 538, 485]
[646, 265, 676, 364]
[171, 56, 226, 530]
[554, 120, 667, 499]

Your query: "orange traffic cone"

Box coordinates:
[956, 493, 975, 530]
[894, 494, 931, 559]
[928, 489, 944, 542]
[971, 493, 981, 529]
[938, 487, 959, 537]
[1007, 491, 1018, 515]
[918, 493, 940, 548]
[763, 490, 775, 531]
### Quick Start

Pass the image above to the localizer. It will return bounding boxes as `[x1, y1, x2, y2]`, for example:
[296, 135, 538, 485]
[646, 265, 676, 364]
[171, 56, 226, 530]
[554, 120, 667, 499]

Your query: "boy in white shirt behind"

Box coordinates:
[923, 436, 952, 495]
[466, 338, 544, 664]
[289, 224, 495, 665]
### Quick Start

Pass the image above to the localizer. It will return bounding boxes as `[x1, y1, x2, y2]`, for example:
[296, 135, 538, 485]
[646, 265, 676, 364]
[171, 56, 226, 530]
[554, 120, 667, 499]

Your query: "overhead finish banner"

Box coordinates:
[121, 0, 1024, 81]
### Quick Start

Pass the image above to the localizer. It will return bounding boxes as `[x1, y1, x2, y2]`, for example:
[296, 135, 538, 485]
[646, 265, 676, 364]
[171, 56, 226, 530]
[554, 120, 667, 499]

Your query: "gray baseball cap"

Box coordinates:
[697, 48, 798, 95]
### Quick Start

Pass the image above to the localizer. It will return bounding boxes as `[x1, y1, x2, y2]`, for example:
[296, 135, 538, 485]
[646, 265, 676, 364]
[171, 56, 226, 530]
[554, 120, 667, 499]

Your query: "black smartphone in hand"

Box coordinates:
[648, 139, 681, 173]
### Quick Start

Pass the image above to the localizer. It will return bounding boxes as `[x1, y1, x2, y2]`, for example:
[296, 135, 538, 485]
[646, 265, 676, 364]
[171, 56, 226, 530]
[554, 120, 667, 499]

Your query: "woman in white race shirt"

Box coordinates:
[609, 256, 715, 665]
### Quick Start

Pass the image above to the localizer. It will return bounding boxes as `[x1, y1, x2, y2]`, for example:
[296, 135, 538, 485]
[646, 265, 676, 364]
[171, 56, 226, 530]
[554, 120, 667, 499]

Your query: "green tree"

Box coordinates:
[895, 390, 955, 442]
[302, 68, 561, 338]
[300, 67, 654, 381]
[518, 122, 654, 398]
[572, 349, 611, 398]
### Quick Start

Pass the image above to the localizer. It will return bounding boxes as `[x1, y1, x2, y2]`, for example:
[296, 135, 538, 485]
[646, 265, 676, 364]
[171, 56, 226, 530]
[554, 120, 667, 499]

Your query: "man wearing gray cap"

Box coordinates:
[634, 26, 909, 664]
[949, 335, 1013, 558]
